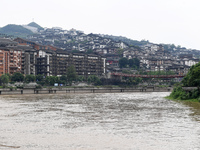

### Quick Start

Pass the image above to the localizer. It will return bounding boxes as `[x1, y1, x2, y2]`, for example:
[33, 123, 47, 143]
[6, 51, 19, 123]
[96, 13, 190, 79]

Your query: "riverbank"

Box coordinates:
[166, 85, 200, 103]
[0, 86, 172, 95]
[165, 95, 200, 102]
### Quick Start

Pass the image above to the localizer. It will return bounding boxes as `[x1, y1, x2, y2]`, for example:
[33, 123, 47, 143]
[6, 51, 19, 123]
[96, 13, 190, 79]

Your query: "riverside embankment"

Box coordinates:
[0, 86, 172, 95]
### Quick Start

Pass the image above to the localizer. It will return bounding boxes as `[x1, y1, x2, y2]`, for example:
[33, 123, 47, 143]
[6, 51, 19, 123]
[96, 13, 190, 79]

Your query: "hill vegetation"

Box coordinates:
[0, 24, 33, 38]
[28, 22, 43, 29]
[169, 62, 200, 101]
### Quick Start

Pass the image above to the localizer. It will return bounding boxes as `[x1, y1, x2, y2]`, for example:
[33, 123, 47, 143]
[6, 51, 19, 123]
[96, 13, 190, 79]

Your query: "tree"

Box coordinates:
[86, 49, 93, 54]
[87, 75, 102, 85]
[169, 62, 200, 100]
[126, 77, 142, 86]
[0, 74, 9, 86]
[119, 57, 128, 68]
[133, 58, 140, 69]
[36, 74, 45, 86]
[46, 76, 59, 86]
[25, 74, 36, 83]
[66, 65, 77, 85]
[77, 76, 86, 82]
[11, 72, 24, 82]
[36, 74, 44, 82]
[128, 59, 134, 68]
[182, 62, 200, 87]
[60, 75, 67, 85]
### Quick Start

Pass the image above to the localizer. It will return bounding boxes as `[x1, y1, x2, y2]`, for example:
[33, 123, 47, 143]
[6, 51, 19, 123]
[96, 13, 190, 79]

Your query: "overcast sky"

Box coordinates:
[1, 0, 200, 49]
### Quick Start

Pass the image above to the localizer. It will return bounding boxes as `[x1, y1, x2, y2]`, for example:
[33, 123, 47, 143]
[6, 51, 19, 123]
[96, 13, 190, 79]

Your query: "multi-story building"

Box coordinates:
[21, 46, 37, 75]
[36, 49, 106, 77]
[0, 49, 9, 75]
[0, 38, 37, 76]
[0, 38, 20, 75]
[36, 49, 54, 76]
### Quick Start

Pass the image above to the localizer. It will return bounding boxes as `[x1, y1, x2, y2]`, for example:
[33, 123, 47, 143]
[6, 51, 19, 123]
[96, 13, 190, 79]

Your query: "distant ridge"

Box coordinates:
[0, 24, 33, 38]
[28, 22, 43, 29]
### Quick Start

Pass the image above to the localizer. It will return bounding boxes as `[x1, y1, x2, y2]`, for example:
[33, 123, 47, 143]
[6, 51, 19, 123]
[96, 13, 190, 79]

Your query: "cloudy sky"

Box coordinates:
[1, 0, 200, 49]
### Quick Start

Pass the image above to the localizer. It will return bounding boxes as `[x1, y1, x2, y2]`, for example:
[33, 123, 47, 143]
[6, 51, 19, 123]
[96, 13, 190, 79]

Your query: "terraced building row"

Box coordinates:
[0, 38, 106, 77]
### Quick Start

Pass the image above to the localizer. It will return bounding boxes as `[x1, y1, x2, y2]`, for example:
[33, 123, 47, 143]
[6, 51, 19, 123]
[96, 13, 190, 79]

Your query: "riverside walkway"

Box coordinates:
[0, 87, 172, 95]
[111, 73, 185, 78]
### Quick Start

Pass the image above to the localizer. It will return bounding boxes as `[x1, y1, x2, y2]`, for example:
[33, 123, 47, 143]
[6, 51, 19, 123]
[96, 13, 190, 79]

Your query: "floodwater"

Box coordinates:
[0, 92, 200, 150]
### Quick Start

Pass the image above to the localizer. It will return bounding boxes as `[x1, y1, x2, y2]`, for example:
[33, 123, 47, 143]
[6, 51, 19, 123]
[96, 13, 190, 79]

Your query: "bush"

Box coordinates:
[35, 85, 42, 89]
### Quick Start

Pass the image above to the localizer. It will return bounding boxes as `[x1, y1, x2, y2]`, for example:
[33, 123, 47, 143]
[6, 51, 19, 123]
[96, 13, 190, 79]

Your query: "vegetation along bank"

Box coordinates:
[167, 62, 200, 102]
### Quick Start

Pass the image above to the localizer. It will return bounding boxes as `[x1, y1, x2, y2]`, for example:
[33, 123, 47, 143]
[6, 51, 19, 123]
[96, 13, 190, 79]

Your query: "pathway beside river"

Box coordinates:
[0, 86, 172, 95]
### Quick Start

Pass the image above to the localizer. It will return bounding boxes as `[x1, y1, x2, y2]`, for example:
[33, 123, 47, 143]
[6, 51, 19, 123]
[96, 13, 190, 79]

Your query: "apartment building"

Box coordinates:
[36, 49, 106, 77]
[0, 38, 37, 76]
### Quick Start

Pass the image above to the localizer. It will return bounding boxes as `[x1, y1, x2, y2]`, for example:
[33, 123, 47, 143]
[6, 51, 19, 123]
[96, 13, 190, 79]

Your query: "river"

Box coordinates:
[0, 92, 200, 150]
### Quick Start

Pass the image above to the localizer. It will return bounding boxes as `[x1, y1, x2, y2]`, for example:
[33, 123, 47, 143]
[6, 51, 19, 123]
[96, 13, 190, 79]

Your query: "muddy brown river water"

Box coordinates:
[0, 92, 200, 150]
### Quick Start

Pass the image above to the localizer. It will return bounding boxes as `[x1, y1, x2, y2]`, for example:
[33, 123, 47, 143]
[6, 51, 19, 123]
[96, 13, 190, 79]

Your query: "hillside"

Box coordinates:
[28, 22, 43, 29]
[102, 34, 150, 47]
[0, 24, 33, 38]
[0, 22, 199, 55]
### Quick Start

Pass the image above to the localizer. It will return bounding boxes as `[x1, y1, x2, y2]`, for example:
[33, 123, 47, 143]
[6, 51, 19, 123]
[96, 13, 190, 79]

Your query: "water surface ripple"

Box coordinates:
[0, 92, 200, 150]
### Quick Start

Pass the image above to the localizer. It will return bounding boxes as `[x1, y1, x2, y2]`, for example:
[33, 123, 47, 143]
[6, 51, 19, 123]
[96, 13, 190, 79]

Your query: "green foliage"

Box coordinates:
[25, 74, 36, 83]
[4, 73, 11, 80]
[126, 77, 142, 86]
[35, 85, 42, 89]
[169, 85, 200, 100]
[11, 72, 24, 82]
[119, 57, 140, 69]
[36, 74, 44, 82]
[72, 50, 81, 53]
[128, 59, 134, 68]
[122, 70, 132, 74]
[169, 85, 188, 100]
[87, 75, 102, 85]
[27, 22, 43, 29]
[36, 74, 45, 85]
[170, 62, 200, 101]
[45, 76, 59, 86]
[77, 76, 86, 82]
[0, 74, 9, 85]
[182, 62, 200, 87]
[129, 58, 140, 69]
[119, 57, 128, 68]
[60, 75, 67, 85]
[140, 71, 175, 75]
[0, 24, 33, 38]
[116, 49, 124, 55]
[67, 65, 77, 85]
[86, 49, 93, 54]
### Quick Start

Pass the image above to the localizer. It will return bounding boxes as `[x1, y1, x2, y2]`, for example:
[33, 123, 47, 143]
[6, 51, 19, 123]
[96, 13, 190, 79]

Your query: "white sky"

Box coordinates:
[1, 0, 200, 49]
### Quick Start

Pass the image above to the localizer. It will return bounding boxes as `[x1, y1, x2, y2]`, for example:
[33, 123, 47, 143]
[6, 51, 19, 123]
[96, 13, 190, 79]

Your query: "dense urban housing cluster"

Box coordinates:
[25, 25, 199, 75]
[0, 22, 200, 81]
[0, 38, 106, 77]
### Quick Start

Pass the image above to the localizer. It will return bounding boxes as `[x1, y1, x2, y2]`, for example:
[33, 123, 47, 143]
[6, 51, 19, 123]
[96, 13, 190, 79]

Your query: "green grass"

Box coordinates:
[165, 95, 200, 102]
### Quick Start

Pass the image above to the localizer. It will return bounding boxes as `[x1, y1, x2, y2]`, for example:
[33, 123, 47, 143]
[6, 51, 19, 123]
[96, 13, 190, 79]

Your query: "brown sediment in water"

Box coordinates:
[0, 144, 20, 148]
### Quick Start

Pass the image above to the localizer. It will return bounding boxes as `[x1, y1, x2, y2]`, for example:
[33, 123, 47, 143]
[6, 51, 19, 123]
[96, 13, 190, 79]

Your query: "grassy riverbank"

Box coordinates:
[165, 95, 200, 103]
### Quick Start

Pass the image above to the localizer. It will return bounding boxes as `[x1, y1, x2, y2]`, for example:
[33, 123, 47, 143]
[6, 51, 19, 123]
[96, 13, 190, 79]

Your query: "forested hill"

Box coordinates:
[0, 24, 33, 38]
[27, 22, 43, 29]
